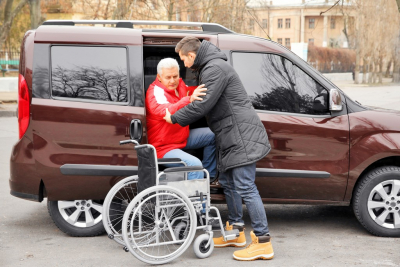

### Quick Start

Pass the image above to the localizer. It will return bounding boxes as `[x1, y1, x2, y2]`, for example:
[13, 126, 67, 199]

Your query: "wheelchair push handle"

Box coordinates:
[119, 139, 140, 146]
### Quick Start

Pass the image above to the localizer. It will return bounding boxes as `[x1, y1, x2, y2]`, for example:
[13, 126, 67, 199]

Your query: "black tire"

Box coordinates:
[47, 200, 105, 237]
[352, 166, 400, 237]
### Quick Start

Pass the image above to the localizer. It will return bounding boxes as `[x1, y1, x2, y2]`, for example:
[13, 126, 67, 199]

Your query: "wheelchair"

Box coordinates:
[102, 151, 188, 246]
[103, 139, 240, 264]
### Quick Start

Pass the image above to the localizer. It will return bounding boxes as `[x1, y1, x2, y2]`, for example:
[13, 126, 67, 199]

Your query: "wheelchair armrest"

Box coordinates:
[157, 158, 182, 164]
[163, 166, 204, 173]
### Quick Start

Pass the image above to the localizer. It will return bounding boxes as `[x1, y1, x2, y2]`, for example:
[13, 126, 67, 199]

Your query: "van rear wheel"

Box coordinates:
[353, 166, 400, 237]
[47, 199, 105, 237]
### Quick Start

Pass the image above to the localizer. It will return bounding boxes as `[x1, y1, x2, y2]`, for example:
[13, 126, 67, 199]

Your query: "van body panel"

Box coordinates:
[9, 135, 39, 200]
[142, 32, 218, 46]
[218, 34, 286, 54]
[34, 26, 142, 45]
[31, 98, 145, 200]
[19, 30, 35, 92]
[9, 31, 38, 200]
[344, 110, 400, 201]
[256, 112, 350, 201]
[10, 24, 400, 206]
[28, 30, 145, 200]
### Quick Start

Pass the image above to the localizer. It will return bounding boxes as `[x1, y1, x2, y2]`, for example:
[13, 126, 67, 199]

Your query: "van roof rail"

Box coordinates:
[42, 20, 235, 34]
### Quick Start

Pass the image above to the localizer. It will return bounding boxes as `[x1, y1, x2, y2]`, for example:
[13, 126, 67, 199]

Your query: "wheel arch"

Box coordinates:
[349, 156, 400, 204]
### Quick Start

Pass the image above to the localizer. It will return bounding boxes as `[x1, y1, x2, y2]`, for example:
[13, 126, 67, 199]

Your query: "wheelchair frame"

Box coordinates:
[104, 139, 238, 264]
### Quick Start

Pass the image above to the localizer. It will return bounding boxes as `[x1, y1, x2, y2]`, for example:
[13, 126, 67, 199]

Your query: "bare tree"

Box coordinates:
[71, 0, 253, 34]
[52, 66, 128, 102]
[394, 33, 400, 82]
[0, 0, 29, 51]
[340, 0, 399, 84]
[29, 0, 42, 29]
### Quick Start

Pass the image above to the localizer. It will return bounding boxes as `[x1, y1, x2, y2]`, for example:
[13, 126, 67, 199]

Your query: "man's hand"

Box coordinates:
[190, 84, 207, 103]
[164, 108, 172, 124]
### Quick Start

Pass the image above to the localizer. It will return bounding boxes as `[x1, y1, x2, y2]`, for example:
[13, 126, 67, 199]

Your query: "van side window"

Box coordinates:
[232, 52, 329, 115]
[51, 46, 129, 103]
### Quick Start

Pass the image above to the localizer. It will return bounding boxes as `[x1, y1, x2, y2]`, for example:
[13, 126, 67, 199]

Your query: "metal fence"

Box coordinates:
[0, 49, 20, 70]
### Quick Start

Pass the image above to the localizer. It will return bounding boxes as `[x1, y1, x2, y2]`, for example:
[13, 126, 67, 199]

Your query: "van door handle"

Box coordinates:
[130, 119, 142, 143]
[133, 121, 138, 138]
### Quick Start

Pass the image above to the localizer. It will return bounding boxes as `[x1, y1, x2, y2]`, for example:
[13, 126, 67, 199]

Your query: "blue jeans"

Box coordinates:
[218, 163, 269, 236]
[163, 127, 216, 180]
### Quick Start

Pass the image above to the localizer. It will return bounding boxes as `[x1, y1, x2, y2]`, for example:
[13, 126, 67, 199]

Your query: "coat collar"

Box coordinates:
[191, 40, 228, 73]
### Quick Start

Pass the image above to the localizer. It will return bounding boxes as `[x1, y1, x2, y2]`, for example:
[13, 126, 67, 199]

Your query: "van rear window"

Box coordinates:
[51, 46, 129, 103]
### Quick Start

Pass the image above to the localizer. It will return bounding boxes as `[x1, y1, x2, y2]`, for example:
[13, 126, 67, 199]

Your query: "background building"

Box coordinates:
[249, 0, 355, 49]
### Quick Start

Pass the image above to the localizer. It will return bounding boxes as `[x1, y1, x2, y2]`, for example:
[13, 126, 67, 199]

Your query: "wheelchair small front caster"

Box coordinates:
[108, 234, 114, 239]
[193, 234, 214, 259]
[123, 246, 129, 252]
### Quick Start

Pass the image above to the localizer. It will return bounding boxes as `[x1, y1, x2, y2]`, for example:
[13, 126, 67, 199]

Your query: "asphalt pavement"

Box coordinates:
[1, 82, 400, 266]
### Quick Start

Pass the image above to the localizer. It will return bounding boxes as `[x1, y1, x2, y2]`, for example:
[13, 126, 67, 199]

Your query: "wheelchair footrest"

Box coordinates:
[224, 229, 240, 241]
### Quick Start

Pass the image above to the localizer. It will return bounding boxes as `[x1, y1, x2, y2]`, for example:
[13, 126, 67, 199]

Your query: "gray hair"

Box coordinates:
[157, 58, 180, 75]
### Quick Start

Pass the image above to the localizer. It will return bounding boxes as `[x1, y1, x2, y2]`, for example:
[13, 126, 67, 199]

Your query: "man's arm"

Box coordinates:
[147, 85, 208, 119]
[170, 65, 228, 126]
[146, 89, 191, 119]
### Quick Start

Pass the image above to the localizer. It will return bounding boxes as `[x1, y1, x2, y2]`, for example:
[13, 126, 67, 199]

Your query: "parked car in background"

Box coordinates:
[10, 20, 400, 237]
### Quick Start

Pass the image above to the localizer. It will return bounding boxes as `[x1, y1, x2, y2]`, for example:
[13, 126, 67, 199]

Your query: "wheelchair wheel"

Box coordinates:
[193, 234, 214, 259]
[122, 185, 196, 265]
[102, 175, 138, 246]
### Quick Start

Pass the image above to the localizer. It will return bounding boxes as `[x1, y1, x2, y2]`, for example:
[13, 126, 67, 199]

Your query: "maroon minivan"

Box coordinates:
[10, 20, 400, 237]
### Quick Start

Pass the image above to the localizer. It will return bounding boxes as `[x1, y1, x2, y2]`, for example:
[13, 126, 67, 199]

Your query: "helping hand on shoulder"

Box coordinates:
[190, 84, 207, 103]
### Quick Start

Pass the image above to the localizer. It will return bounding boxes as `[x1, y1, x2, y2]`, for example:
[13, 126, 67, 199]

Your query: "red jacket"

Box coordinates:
[146, 79, 196, 158]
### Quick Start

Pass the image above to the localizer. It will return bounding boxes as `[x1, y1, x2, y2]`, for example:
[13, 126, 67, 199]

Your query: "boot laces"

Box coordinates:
[246, 239, 258, 248]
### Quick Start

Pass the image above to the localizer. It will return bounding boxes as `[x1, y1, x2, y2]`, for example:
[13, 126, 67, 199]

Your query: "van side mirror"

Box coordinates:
[329, 89, 342, 111]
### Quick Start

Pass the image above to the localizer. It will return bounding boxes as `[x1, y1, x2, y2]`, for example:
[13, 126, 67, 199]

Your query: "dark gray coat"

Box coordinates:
[171, 41, 270, 172]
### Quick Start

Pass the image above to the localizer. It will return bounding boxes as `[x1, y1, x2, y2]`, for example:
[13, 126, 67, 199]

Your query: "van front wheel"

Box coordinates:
[47, 199, 105, 237]
[353, 166, 400, 237]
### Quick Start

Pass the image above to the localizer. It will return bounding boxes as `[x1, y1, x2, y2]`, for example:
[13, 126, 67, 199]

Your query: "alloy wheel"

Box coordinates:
[58, 199, 103, 228]
[367, 180, 400, 229]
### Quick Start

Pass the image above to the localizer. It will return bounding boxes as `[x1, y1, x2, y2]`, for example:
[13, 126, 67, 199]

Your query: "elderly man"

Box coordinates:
[145, 57, 216, 180]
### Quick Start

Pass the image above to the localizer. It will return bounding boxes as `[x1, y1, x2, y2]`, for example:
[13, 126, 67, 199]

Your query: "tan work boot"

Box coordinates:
[233, 231, 274, 261]
[213, 222, 246, 247]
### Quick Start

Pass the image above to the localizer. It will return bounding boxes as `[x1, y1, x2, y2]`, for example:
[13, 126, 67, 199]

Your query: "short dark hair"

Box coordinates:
[175, 36, 201, 55]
